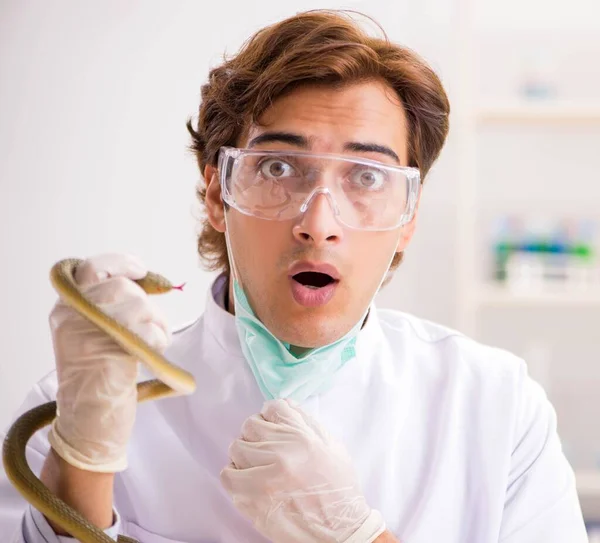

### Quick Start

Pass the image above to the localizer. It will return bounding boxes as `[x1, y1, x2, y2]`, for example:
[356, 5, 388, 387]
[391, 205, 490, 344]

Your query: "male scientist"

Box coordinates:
[0, 9, 588, 543]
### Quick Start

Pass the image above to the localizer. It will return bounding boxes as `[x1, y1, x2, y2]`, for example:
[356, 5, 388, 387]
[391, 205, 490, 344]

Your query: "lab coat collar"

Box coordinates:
[202, 273, 245, 359]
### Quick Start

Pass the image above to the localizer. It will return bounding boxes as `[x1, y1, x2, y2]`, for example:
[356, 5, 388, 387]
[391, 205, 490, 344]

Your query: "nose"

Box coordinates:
[292, 190, 344, 246]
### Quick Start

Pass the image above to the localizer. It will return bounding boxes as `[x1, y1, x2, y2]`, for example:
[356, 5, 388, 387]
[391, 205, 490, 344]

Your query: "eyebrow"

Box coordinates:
[246, 131, 401, 163]
[344, 142, 400, 163]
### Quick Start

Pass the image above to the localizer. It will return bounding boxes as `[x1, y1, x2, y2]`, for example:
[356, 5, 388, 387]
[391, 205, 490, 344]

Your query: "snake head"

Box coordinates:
[135, 271, 182, 294]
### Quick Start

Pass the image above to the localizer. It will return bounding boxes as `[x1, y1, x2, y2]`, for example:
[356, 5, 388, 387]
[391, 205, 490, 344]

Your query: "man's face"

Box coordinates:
[205, 80, 417, 349]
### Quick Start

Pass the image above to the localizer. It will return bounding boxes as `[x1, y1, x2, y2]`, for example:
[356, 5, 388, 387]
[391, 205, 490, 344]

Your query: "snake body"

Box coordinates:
[2, 258, 196, 543]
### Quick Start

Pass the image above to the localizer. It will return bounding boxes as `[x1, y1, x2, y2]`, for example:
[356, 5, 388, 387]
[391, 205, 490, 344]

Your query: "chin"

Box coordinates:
[268, 314, 353, 349]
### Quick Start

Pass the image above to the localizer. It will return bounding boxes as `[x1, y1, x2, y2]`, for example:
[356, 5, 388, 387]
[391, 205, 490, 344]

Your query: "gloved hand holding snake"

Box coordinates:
[2, 253, 195, 543]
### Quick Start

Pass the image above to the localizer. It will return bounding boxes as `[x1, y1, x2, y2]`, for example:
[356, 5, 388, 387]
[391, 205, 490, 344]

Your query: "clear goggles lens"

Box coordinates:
[218, 146, 421, 231]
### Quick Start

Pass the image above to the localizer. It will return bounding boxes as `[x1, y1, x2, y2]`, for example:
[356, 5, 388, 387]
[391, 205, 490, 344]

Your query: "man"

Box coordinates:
[0, 9, 588, 543]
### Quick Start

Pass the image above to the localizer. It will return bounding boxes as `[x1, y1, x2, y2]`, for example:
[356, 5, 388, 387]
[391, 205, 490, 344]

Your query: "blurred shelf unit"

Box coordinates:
[453, 10, 600, 336]
[452, 2, 600, 527]
[476, 102, 600, 124]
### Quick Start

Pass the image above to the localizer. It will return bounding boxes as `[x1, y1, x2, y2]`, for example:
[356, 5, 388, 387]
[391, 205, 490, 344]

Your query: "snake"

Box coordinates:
[2, 258, 197, 543]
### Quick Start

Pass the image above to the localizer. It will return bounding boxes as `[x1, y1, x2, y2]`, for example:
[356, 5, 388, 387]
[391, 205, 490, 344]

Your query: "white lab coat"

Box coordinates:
[0, 273, 589, 542]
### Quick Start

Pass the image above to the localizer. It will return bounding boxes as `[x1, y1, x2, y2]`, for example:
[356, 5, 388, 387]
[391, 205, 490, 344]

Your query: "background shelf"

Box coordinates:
[577, 470, 600, 497]
[474, 283, 600, 308]
[476, 102, 600, 124]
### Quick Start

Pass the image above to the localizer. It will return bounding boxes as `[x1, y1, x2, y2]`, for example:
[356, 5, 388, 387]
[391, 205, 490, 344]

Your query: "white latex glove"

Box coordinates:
[220, 399, 386, 543]
[47, 253, 172, 472]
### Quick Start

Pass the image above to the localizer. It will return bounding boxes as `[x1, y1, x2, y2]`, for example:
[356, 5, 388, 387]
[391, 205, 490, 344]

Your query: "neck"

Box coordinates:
[225, 274, 311, 353]
[225, 274, 235, 315]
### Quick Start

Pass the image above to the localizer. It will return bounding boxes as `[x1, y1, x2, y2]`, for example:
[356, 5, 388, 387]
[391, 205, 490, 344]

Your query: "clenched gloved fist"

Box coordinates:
[47, 253, 172, 473]
[220, 399, 386, 543]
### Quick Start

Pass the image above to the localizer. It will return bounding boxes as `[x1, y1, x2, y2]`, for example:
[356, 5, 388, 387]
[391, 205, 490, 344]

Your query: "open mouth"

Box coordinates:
[292, 271, 336, 289]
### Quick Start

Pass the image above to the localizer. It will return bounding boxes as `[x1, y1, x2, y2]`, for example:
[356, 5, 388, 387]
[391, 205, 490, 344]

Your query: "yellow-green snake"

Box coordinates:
[2, 258, 196, 543]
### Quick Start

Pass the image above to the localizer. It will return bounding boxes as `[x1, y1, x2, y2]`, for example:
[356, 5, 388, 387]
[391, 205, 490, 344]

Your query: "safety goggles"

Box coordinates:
[217, 146, 421, 231]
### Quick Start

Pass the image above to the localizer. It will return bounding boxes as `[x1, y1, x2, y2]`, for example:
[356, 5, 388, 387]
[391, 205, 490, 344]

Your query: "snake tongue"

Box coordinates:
[172, 282, 186, 291]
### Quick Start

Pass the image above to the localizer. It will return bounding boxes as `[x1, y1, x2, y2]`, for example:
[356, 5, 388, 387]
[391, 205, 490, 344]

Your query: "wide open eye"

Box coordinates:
[348, 167, 387, 190]
[259, 158, 296, 179]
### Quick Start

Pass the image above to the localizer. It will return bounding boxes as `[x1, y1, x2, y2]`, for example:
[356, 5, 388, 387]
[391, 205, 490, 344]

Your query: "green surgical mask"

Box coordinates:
[231, 278, 366, 402]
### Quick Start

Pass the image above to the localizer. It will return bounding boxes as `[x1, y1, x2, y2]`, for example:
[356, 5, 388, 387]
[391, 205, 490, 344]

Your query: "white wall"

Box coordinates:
[1, 0, 599, 447]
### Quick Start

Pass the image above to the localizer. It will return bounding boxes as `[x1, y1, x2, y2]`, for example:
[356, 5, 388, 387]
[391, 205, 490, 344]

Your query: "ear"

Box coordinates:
[395, 195, 421, 252]
[203, 164, 226, 233]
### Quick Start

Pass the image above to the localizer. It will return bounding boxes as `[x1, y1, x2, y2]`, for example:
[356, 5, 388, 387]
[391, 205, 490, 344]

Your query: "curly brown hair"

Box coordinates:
[186, 10, 450, 277]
